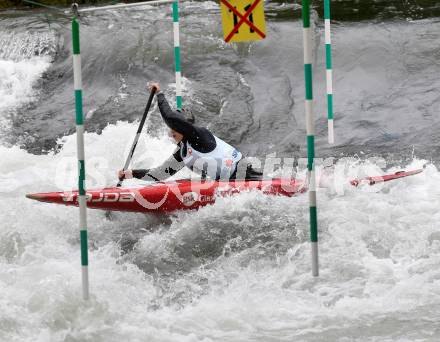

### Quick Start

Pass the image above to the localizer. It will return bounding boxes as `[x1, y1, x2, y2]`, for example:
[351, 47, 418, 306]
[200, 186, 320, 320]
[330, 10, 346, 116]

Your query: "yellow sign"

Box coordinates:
[220, 0, 266, 43]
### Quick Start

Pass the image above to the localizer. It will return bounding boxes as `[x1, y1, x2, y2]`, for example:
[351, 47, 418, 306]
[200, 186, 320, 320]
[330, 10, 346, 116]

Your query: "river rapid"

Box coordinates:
[1, 1, 440, 341]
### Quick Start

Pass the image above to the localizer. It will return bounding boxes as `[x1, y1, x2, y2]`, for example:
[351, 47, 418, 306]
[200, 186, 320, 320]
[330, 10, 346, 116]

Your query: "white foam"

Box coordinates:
[0, 57, 51, 132]
[0, 123, 439, 340]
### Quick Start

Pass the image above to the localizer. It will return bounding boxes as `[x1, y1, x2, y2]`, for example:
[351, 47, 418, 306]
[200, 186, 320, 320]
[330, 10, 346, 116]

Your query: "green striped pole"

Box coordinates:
[172, 0, 182, 109]
[324, 0, 334, 144]
[72, 14, 90, 300]
[302, 0, 319, 276]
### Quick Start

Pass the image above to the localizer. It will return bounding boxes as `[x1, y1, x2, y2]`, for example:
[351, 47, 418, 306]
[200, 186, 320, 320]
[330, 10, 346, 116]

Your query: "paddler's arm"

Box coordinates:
[148, 82, 197, 139]
[155, 93, 196, 138]
[119, 147, 184, 182]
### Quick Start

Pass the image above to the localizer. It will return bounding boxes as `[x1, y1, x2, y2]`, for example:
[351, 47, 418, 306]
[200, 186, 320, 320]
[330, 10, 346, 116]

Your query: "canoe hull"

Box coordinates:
[26, 168, 424, 213]
[26, 178, 306, 213]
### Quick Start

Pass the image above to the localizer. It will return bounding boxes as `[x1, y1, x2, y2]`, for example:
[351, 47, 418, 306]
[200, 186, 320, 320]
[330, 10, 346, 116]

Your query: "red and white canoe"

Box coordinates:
[26, 168, 423, 213]
[26, 178, 306, 213]
[350, 168, 423, 186]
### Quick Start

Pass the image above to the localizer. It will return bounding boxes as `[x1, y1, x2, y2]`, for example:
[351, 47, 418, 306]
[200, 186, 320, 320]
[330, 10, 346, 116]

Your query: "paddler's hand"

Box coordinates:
[118, 169, 133, 181]
[148, 82, 160, 93]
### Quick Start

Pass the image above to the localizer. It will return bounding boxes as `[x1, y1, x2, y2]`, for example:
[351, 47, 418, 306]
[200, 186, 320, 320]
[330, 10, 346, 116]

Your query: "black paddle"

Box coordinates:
[117, 87, 157, 187]
[105, 87, 156, 219]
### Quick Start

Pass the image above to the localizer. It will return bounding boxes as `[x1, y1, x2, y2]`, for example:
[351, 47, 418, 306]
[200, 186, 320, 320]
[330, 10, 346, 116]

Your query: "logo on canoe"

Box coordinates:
[61, 192, 135, 203]
[182, 191, 198, 206]
[180, 192, 215, 207]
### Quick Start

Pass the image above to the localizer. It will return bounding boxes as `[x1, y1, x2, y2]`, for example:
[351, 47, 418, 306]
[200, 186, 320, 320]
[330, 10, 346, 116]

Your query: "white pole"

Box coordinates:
[72, 10, 90, 300]
[173, 0, 182, 109]
[302, 0, 319, 277]
[324, 0, 334, 144]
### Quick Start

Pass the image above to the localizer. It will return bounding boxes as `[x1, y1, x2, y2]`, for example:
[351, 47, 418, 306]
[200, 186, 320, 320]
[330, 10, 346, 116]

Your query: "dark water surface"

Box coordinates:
[1, 1, 439, 163]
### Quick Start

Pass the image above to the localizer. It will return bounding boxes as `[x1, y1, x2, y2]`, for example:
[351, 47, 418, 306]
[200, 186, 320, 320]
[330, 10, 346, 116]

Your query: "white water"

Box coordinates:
[1, 120, 439, 341]
[1, 15, 440, 342]
[0, 57, 50, 133]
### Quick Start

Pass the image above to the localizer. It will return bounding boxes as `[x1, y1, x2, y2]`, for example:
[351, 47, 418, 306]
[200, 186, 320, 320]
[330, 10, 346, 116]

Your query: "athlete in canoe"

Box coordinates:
[118, 82, 262, 182]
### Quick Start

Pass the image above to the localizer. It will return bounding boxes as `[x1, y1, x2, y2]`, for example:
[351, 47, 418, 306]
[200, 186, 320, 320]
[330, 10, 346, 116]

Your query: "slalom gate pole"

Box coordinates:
[172, 0, 182, 109]
[302, 0, 319, 276]
[72, 6, 90, 299]
[324, 0, 334, 144]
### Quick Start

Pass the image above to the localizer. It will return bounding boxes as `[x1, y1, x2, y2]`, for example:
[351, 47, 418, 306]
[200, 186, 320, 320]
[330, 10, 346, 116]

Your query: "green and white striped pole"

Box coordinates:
[302, 0, 319, 276]
[324, 0, 334, 144]
[172, 0, 182, 109]
[72, 9, 90, 299]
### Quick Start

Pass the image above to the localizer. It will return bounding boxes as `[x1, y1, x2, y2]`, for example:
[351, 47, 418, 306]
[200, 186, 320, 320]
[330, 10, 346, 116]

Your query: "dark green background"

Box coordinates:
[1, 0, 440, 21]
